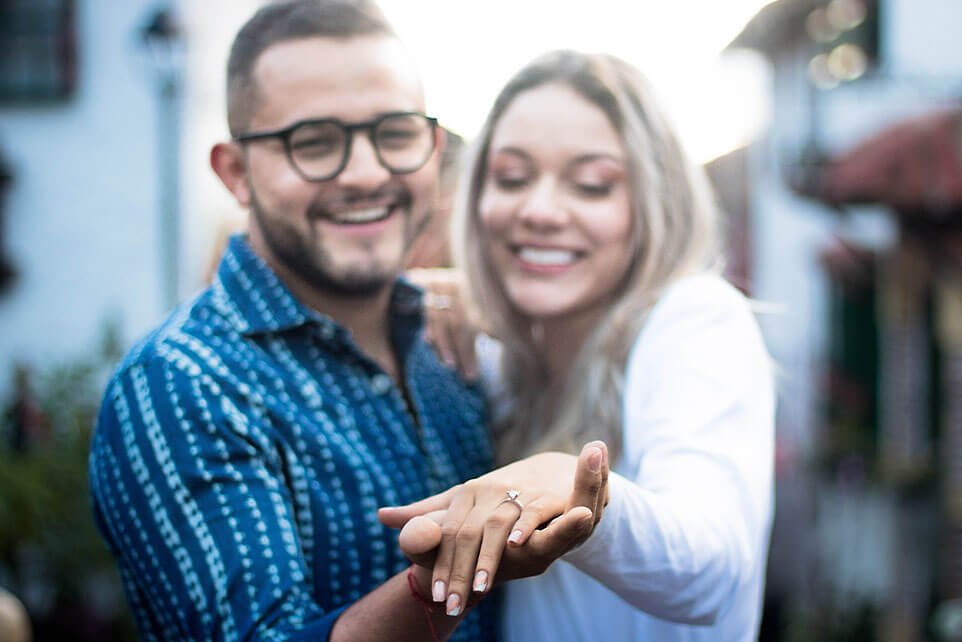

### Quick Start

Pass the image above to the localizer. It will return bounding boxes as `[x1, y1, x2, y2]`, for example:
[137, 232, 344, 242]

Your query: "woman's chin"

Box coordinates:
[510, 299, 576, 321]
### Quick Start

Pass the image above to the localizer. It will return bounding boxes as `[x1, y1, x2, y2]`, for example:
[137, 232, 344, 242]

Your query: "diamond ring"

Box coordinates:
[497, 489, 524, 513]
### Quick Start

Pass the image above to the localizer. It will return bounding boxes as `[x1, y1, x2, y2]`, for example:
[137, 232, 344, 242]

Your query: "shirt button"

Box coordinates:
[370, 374, 393, 395]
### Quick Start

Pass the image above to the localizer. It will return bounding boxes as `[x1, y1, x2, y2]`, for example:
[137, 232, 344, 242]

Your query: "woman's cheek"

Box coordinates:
[477, 194, 511, 233]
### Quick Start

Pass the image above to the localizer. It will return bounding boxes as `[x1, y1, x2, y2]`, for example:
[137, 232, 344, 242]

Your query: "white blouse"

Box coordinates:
[488, 274, 775, 642]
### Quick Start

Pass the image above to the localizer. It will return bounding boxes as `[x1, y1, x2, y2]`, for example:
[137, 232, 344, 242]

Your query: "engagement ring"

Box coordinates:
[498, 489, 524, 513]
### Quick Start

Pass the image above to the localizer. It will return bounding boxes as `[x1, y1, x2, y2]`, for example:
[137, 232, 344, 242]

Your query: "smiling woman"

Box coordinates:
[478, 82, 634, 321]
[387, 49, 775, 642]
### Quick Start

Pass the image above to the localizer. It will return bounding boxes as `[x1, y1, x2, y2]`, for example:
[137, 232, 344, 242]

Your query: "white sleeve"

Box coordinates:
[562, 275, 775, 625]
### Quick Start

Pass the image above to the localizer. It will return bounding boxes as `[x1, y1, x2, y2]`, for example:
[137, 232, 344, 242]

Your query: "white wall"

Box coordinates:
[0, 0, 170, 393]
[884, 0, 962, 79]
[180, 0, 264, 299]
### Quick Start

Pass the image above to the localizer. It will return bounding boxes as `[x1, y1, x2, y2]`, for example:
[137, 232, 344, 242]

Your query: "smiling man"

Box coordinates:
[87, 2, 605, 641]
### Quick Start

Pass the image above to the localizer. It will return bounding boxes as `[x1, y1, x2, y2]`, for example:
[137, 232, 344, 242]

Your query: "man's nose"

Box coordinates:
[336, 132, 391, 189]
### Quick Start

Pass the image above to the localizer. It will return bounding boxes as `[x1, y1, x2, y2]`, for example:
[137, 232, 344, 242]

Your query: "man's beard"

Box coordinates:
[249, 184, 427, 298]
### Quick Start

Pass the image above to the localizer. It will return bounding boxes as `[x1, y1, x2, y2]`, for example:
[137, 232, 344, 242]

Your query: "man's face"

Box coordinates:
[241, 35, 440, 297]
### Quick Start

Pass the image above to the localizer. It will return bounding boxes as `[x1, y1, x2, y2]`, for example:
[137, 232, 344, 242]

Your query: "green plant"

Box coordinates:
[0, 321, 134, 640]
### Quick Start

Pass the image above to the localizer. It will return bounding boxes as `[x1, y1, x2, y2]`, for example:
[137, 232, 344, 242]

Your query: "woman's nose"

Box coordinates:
[518, 176, 567, 227]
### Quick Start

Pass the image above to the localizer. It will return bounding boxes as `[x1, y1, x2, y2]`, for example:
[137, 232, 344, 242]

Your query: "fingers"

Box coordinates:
[377, 486, 459, 529]
[410, 268, 480, 380]
[592, 443, 609, 526]
[431, 488, 475, 614]
[470, 510, 513, 594]
[398, 513, 443, 568]
[443, 510, 491, 613]
[468, 495, 564, 597]
[427, 303, 476, 378]
[503, 495, 566, 548]
[566, 441, 608, 527]
[426, 304, 459, 369]
[526, 505, 595, 561]
[452, 319, 479, 381]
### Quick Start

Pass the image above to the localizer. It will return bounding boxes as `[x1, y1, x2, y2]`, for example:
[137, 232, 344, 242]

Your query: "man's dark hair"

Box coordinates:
[226, 0, 396, 136]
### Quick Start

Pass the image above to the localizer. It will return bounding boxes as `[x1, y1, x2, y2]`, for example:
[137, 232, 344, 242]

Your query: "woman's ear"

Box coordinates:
[210, 142, 251, 207]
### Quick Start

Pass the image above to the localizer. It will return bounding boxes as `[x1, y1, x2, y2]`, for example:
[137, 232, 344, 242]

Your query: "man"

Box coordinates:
[88, 2, 605, 640]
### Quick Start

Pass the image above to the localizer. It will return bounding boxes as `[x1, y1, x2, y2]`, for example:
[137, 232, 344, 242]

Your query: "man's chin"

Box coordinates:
[314, 273, 394, 298]
[302, 259, 402, 298]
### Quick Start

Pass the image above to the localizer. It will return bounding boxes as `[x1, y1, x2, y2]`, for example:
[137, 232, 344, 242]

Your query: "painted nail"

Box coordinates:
[433, 580, 445, 602]
[587, 447, 602, 473]
[508, 529, 523, 544]
[446, 593, 461, 616]
[473, 570, 488, 592]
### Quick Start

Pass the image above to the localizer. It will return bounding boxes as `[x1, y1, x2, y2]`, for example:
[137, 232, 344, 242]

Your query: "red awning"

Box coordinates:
[818, 108, 962, 213]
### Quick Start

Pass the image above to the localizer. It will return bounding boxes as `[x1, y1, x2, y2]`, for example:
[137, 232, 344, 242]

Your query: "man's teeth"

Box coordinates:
[333, 207, 390, 223]
[517, 247, 578, 266]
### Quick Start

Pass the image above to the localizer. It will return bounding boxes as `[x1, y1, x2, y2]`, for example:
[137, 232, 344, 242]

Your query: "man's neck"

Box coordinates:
[251, 242, 401, 380]
[295, 271, 401, 379]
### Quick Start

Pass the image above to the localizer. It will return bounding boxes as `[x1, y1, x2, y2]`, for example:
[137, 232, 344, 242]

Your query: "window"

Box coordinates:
[0, 0, 76, 102]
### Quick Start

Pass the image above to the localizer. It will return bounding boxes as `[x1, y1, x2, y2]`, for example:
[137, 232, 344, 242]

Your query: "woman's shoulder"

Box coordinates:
[630, 272, 766, 366]
[651, 273, 748, 319]
[637, 273, 750, 339]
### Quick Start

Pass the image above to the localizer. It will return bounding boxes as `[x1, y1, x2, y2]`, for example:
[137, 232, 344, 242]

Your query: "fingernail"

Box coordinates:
[433, 580, 445, 602]
[508, 529, 523, 544]
[446, 593, 461, 616]
[588, 447, 602, 473]
[474, 570, 488, 592]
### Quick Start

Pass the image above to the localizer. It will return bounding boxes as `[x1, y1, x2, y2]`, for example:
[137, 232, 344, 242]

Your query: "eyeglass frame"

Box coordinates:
[232, 111, 440, 182]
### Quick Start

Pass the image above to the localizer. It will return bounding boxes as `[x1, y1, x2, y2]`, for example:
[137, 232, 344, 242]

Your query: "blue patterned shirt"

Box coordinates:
[89, 235, 497, 641]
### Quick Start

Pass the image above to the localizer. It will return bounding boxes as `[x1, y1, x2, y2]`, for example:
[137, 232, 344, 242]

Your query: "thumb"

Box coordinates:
[565, 441, 607, 513]
[398, 513, 444, 568]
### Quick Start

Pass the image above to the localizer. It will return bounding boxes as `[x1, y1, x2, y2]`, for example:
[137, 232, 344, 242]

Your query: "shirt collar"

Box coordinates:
[213, 234, 424, 339]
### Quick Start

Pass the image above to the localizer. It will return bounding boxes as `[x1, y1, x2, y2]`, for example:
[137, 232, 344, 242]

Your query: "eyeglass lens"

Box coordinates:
[289, 113, 434, 180]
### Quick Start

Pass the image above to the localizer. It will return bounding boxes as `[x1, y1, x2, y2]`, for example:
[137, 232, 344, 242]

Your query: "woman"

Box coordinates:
[382, 50, 774, 641]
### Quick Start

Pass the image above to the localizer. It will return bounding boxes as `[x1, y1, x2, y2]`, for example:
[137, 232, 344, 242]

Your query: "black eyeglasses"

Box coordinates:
[233, 111, 439, 182]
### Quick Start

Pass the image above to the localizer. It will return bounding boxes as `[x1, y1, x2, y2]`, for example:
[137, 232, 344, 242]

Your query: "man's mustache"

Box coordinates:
[306, 183, 412, 221]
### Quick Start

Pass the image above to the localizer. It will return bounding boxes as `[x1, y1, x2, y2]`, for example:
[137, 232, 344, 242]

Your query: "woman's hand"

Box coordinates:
[379, 441, 609, 616]
[407, 268, 481, 380]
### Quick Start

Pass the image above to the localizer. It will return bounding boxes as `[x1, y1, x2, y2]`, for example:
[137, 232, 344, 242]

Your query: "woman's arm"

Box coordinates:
[562, 276, 775, 624]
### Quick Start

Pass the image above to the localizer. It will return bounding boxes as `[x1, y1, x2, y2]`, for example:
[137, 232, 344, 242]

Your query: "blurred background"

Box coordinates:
[0, 0, 960, 640]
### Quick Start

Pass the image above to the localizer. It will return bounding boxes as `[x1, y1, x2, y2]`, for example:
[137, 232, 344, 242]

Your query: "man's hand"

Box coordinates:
[379, 441, 609, 615]
[407, 268, 482, 380]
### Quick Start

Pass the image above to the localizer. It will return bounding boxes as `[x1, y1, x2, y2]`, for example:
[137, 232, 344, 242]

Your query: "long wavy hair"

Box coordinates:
[453, 50, 724, 464]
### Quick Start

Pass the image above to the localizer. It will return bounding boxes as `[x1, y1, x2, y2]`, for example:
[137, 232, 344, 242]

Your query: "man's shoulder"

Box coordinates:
[110, 286, 243, 386]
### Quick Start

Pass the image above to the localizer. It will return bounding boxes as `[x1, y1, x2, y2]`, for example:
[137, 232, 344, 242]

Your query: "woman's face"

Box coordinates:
[478, 82, 635, 321]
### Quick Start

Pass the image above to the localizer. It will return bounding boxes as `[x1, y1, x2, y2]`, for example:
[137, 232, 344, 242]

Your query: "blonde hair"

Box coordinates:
[453, 50, 724, 464]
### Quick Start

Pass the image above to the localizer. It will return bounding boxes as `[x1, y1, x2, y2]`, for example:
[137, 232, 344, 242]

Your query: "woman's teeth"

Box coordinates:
[517, 247, 578, 266]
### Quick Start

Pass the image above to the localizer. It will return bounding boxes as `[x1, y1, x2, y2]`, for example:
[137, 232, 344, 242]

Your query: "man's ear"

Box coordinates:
[210, 141, 251, 207]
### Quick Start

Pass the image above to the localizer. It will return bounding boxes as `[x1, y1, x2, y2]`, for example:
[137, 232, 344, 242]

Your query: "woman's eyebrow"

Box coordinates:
[490, 146, 533, 162]
[569, 152, 624, 166]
